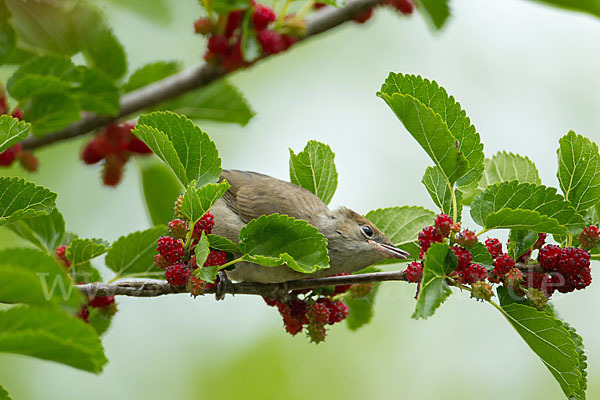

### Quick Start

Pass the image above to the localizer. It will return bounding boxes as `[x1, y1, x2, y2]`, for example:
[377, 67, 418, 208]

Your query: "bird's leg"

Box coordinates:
[215, 271, 234, 300]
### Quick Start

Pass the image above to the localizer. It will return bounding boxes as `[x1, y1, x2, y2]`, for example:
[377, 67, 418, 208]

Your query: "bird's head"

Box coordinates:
[323, 207, 410, 272]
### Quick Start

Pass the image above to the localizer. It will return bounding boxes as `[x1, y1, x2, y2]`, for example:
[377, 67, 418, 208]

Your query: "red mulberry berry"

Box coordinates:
[88, 295, 115, 309]
[538, 244, 562, 271]
[0, 143, 21, 166]
[194, 17, 215, 35]
[456, 230, 478, 248]
[54, 245, 71, 267]
[353, 8, 373, 24]
[484, 238, 502, 259]
[168, 219, 188, 239]
[306, 302, 330, 325]
[332, 272, 352, 295]
[154, 254, 169, 270]
[17, 151, 39, 172]
[523, 271, 556, 298]
[193, 212, 215, 239]
[165, 263, 191, 287]
[505, 268, 524, 287]
[157, 236, 185, 263]
[578, 225, 600, 251]
[456, 263, 487, 285]
[253, 4, 276, 30]
[257, 30, 286, 54]
[318, 298, 349, 324]
[11, 108, 23, 120]
[204, 250, 228, 267]
[493, 254, 514, 276]
[386, 0, 414, 14]
[78, 306, 90, 323]
[452, 246, 472, 271]
[434, 214, 454, 237]
[418, 225, 443, 255]
[207, 35, 230, 56]
[405, 260, 423, 283]
[225, 10, 244, 37]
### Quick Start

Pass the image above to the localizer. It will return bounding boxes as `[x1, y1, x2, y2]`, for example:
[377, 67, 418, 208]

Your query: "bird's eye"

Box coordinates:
[361, 225, 374, 237]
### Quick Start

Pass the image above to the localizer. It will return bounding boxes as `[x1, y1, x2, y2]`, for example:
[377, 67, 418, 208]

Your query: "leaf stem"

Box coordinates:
[277, 0, 293, 25]
[476, 228, 490, 237]
[298, 0, 316, 18]
[217, 257, 244, 271]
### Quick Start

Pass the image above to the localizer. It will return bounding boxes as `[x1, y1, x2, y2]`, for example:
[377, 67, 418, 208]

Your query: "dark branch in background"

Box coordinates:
[75, 262, 545, 299]
[21, 0, 387, 150]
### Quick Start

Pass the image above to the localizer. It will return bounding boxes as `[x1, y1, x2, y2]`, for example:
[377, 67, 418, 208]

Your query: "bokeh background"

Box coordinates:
[1, 0, 600, 398]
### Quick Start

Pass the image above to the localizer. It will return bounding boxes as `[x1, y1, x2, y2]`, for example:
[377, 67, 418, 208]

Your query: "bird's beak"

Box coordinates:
[369, 241, 410, 259]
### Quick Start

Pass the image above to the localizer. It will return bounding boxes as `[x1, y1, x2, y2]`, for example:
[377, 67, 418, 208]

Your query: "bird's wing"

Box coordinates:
[219, 169, 330, 224]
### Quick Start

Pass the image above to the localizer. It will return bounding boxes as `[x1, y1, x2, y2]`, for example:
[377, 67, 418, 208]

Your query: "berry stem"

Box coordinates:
[567, 234, 573, 248]
[201, 0, 214, 19]
[276, 0, 293, 25]
[448, 181, 458, 224]
[298, 0, 316, 18]
[216, 257, 245, 271]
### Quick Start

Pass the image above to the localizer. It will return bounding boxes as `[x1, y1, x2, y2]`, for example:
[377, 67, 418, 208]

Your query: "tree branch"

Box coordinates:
[21, 0, 387, 150]
[76, 270, 407, 298]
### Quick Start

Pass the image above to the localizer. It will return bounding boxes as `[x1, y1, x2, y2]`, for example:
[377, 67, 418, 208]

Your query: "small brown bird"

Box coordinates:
[211, 170, 409, 283]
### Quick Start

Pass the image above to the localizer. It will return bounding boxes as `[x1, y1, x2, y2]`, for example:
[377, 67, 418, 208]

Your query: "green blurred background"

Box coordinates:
[1, 0, 600, 398]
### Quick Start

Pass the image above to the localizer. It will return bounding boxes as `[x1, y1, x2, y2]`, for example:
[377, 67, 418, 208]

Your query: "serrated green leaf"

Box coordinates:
[471, 181, 585, 234]
[0, 6, 15, 65]
[105, 226, 166, 280]
[562, 320, 588, 399]
[66, 238, 108, 266]
[366, 206, 435, 259]
[207, 234, 240, 253]
[158, 80, 255, 126]
[497, 289, 584, 399]
[181, 181, 230, 224]
[422, 166, 463, 219]
[7, 55, 79, 94]
[72, 67, 120, 115]
[138, 157, 183, 226]
[197, 266, 219, 283]
[7, 208, 66, 252]
[289, 140, 338, 205]
[508, 229, 538, 260]
[25, 93, 81, 136]
[527, 0, 600, 18]
[379, 73, 483, 189]
[470, 242, 493, 269]
[468, 151, 542, 205]
[345, 282, 380, 331]
[378, 83, 469, 186]
[239, 214, 329, 274]
[0, 115, 30, 154]
[0, 305, 107, 373]
[194, 233, 210, 268]
[88, 306, 115, 336]
[413, 242, 456, 319]
[8, 74, 73, 100]
[0, 248, 83, 308]
[69, 261, 102, 284]
[123, 61, 181, 92]
[557, 130, 600, 212]
[0, 383, 11, 400]
[417, 0, 451, 29]
[134, 111, 222, 187]
[0, 177, 56, 226]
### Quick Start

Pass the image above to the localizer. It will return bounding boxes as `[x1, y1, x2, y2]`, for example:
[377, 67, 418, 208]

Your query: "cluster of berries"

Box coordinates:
[81, 122, 152, 187]
[0, 89, 38, 171]
[155, 212, 228, 294]
[407, 213, 595, 306]
[264, 285, 350, 343]
[314, 0, 414, 25]
[195, 1, 299, 72]
[53, 244, 118, 323]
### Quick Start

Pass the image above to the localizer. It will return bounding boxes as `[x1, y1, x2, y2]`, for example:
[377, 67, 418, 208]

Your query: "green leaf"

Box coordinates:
[413, 242, 456, 319]
[194, 233, 211, 268]
[123, 61, 181, 93]
[66, 238, 108, 266]
[471, 181, 585, 234]
[207, 234, 240, 253]
[0, 305, 107, 373]
[0, 2, 15, 65]
[72, 67, 120, 115]
[562, 320, 588, 399]
[211, 0, 251, 14]
[557, 130, 600, 212]
[421, 166, 463, 219]
[379, 73, 483, 189]
[134, 111, 222, 187]
[0, 177, 56, 226]
[527, 0, 600, 18]
[240, 10, 261, 63]
[345, 282, 380, 331]
[0, 115, 30, 154]
[0, 383, 11, 400]
[159, 80, 255, 126]
[470, 242, 493, 269]
[71, 2, 127, 80]
[366, 206, 435, 259]
[88, 306, 115, 336]
[497, 290, 585, 399]
[181, 181, 230, 224]
[105, 226, 166, 279]
[138, 157, 183, 226]
[25, 93, 82, 136]
[508, 229, 538, 260]
[417, 0, 451, 29]
[314, 0, 344, 6]
[378, 77, 469, 186]
[289, 141, 338, 205]
[468, 151, 542, 205]
[69, 261, 102, 284]
[196, 266, 219, 283]
[7, 208, 66, 252]
[7, 55, 79, 94]
[239, 214, 330, 274]
[0, 248, 83, 308]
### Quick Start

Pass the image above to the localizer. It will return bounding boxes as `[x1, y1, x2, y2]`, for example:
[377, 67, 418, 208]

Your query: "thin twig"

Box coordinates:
[21, 0, 387, 150]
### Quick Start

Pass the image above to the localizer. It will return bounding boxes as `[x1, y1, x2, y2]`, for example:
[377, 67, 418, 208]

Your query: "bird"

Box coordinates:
[210, 169, 409, 284]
